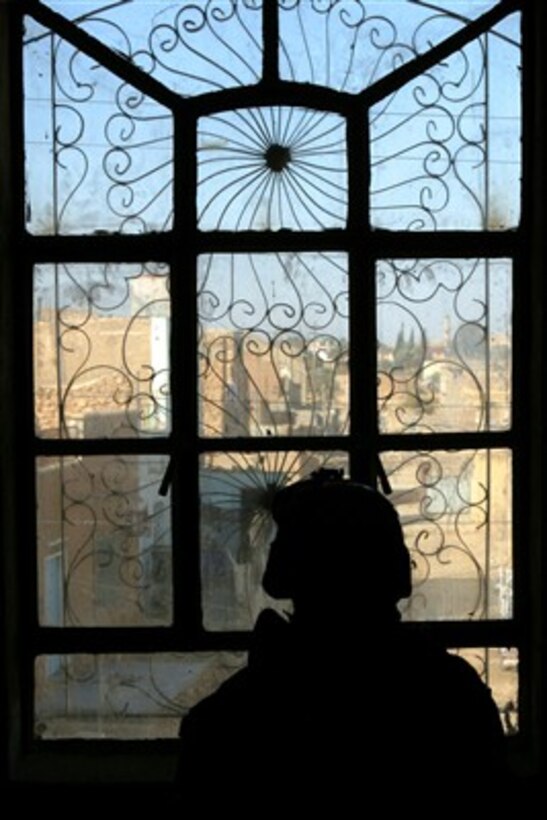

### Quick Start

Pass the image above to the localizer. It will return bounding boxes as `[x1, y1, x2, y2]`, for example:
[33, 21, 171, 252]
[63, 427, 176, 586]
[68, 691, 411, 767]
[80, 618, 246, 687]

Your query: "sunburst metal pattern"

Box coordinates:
[34, 652, 247, 739]
[198, 107, 347, 230]
[200, 450, 349, 630]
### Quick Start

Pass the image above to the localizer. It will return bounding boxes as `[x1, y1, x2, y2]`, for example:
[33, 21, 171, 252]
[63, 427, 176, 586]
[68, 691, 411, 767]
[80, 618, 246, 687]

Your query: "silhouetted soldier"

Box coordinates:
[177, 469, 505, 802]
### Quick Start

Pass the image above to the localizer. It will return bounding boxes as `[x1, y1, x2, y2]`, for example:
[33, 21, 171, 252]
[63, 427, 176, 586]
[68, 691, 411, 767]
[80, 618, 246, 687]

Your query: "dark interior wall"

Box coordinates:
[0, 0, 544, 791]
[1, 0, 20, 791]
[515, 0, 545, 782]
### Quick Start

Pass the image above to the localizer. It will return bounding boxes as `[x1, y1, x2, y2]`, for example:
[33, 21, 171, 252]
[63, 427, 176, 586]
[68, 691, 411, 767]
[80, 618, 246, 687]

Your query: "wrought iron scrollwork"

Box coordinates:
[377, 258, 511, 434]
[25, 3, 519, 742]
[25, 3, 520, 234]
[38, 454, 172, 627]
[37, 0, 263, 97]
[24, 23, 173, 235]
[279, 0, 499, 93]
[35, 651, 247, 739]
[143, 0, 262, 95]
[198, 251, 349, 437]
[368, 9, 519, 231]
[34, 262, 171, 438]
[280, 0, 413, 92]
[385, 448, 512, 622]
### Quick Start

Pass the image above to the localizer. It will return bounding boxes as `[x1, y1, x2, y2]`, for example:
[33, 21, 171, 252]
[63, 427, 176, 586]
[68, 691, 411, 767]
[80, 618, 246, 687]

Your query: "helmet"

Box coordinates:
[263, 469, 411, 604]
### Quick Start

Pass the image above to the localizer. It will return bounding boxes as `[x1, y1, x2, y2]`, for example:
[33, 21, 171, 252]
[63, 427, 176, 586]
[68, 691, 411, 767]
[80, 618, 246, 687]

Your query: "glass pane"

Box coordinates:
[451, 647, 519, 735]
[383, 449, 512, 621]
[35, 652, 246, 739]
[37, 1, 263, 97]
[370, 13, 521, 230]
[24, 19, 173, 235]
[34, 646, 518, 740]
[37, 455, 172, 626]
[198, 252, 349, 437]
[34, 263, 170, 439]
[280, 1, 500, 93]
[377, 259, 512, 434]
[198, 108, 347, 230]
[487, 14, 522, 230]
[200, 450, 349, 630]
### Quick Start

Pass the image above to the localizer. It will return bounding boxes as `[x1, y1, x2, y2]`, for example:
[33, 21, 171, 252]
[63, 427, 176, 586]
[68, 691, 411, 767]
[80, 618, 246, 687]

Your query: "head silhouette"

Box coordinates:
[263, 469, 411, 624]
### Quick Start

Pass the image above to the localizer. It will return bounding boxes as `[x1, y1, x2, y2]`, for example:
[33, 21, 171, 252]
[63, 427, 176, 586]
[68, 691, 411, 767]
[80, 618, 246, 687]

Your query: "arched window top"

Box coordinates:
[32, 1, 515, 98]
[23, 1, 521, 236]
[31, 1, 265, 98]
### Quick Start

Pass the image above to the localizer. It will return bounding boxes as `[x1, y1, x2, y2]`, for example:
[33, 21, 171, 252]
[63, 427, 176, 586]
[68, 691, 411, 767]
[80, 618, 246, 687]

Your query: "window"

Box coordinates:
[1, 0, 541, 780]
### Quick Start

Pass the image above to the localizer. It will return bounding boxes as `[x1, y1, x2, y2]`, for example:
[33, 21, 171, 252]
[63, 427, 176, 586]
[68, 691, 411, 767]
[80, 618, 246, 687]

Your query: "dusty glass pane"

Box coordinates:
[198, 253, 349, 437]
[34, 646, 517, 740]
[24, 20, 173, 235]
[198, 108, 347, 231]
[38, 1, 263, 97]
[487, 14, 522, 230]
[34, 263, 170, 439]
[35, 652, 246, 740]
[377, 259, 512, 434]
[200, 450, 349, 630]
[451, 647, 519, 735]
[369, 13, 521, 230]
[280, 1, 500, 93]
[383, 449, 512, 621]
[37, 455, 172, 626]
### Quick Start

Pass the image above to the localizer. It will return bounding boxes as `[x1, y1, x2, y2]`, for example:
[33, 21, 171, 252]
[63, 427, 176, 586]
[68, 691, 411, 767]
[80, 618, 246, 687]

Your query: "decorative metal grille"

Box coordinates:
[385, 448, 512, 621]
[198, 107, 347, 230]
[18, 0, 523, 741]
[198, 252, 349, 437]
[278, 0, 501, 93]
[37, 454, 172, 626]
[369, 21, 521, 231]
[377, 258, 512, 434]
[38, 0, 263, 95]
[34, 262, 171, 437]
[24, 16, 174, 235]
[33, 646, 518, 739]
[35, 651, 247, 739]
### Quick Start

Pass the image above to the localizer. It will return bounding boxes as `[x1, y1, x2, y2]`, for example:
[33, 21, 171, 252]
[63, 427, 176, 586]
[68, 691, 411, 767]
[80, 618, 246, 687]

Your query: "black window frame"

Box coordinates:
[1, 0, 542, 783]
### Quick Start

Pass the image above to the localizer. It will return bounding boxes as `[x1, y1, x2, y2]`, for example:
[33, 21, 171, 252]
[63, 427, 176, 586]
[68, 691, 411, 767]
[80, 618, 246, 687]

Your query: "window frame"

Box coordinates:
[1, 0, 542, 782]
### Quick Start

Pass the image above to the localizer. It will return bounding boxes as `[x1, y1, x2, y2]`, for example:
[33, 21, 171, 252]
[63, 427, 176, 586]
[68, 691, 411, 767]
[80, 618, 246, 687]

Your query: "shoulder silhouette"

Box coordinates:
[177, 469, 505, 802]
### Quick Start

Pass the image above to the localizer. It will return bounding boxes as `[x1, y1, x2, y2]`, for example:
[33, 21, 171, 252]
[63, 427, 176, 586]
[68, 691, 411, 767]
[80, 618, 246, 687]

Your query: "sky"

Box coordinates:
[24, 1, 518, 346]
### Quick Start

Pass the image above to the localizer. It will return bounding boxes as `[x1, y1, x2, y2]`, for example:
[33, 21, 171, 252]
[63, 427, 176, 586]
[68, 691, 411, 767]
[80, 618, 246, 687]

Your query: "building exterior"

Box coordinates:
[33, 298, 517, 738]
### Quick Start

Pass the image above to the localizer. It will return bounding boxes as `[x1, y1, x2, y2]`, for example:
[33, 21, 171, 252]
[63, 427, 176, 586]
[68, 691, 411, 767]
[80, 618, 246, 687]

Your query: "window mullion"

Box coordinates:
[379, 431, 514, 452]
[262, 0, 279, 85]
[512, 2, 541, 762]
[171, 105, 202, 638]
[8, 11, 37, 756]
[368, 230, 522, 260]
[347, 102, 376, 483]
